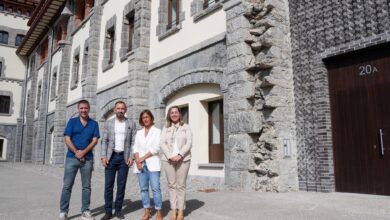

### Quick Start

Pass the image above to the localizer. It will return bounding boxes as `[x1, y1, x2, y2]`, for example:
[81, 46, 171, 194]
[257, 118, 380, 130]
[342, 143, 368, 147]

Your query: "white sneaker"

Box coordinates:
[59, 212, 68, 220]
[81, 210, 95, 220]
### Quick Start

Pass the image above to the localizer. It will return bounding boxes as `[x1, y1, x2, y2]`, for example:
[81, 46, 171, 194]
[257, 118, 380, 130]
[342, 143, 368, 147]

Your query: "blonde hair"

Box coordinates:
[165, 106, 184, 127]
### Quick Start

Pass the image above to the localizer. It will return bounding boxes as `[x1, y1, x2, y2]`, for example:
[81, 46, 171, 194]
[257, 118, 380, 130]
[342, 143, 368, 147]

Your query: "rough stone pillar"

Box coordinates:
[22, 56, 38, 163]
[13, 118, 23, 162]
[34, 62, 50, 164]
[127, 0, 151, 122]
[224, 0, 297, 191]
[81, 5, 103, 120]
[51, 41, 72, 165]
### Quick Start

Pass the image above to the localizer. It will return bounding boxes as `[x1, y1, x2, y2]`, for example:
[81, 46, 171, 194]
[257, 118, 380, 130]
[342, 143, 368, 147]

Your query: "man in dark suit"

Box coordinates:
[100, 101, 136, 220]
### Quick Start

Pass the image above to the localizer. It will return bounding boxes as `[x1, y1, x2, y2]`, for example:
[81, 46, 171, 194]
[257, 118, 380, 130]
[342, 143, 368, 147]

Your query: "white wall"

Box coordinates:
[166, 84, 224, 177]
[0, 13, 29, 30]
[48, 50, 62, 112]
[149, 0, 226, 64]
[0, 46, 26, 79]
[0, 81, 21, 124]
[97, 0, 130, 89]
[67, 20, 90, 104]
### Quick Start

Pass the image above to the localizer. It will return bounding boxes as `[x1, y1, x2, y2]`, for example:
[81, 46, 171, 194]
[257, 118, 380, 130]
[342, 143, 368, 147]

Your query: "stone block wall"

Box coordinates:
[289, 0, 390, 192]
[223, 0, 297, 191]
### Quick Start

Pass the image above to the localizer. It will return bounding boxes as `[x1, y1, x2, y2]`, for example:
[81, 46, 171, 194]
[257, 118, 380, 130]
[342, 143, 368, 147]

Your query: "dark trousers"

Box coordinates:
[104, 152, 129, 214]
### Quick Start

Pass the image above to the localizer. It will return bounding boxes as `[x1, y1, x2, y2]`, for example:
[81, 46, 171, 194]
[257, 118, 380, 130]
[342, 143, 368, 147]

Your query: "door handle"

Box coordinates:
[379, 129, 385, 156]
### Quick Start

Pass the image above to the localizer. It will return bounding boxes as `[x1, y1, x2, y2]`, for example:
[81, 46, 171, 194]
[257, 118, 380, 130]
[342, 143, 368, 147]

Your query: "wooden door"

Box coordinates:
[327, 45, 390, 195]
[209, 100, 224, 163]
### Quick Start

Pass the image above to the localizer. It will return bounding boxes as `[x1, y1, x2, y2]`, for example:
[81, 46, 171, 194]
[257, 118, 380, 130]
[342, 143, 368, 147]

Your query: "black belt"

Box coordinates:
[113, 151, 124, 155]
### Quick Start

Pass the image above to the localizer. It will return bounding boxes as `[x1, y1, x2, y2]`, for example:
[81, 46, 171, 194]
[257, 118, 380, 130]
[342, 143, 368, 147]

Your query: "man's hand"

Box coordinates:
[75, 150, 84, 160]
[127, 158, 133, 167]
[101, 158, 109, 167]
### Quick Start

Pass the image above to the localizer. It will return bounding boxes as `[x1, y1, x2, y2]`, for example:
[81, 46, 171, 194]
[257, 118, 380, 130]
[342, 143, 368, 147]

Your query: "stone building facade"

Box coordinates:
[0, 0, 388, 194]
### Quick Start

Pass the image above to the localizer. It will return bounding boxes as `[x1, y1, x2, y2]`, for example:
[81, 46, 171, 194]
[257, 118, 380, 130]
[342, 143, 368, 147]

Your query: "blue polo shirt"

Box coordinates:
[64, 117, 100, 159]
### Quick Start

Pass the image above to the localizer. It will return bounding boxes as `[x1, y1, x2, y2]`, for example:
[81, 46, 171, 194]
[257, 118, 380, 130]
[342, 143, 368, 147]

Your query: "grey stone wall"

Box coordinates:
[222, 0, 297, 191]
[288, 0, 390, 192]
[22, 55, 39, 162]
[0, 124, 16, 160]
[126, 0, 152, 122]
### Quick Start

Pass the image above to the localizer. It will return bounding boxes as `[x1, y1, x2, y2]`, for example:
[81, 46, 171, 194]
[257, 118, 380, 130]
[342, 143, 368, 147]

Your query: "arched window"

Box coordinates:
[26, 10, 30, 17]
[0, 4, 4, 11]
[7, 6, 13, 13]
[17, 8, 22, 16]
[0, 31, 9, 44]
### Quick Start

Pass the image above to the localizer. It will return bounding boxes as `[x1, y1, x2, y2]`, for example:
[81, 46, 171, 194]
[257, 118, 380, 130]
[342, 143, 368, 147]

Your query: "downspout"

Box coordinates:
[42, 27, 54, 164]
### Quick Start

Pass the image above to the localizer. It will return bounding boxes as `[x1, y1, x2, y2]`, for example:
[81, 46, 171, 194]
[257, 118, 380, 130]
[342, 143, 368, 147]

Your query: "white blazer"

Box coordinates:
[133, 126, 161, 173]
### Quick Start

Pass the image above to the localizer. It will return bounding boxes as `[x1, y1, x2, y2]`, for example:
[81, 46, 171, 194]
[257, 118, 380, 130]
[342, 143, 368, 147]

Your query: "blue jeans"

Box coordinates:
[60, 157, 93, 213]
[137, 164, 162, 210]
[104, 152, 129, 214]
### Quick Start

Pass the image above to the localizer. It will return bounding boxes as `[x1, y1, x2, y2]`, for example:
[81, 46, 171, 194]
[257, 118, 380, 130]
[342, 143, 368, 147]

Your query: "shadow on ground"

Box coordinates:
[67, 199, 205, 219]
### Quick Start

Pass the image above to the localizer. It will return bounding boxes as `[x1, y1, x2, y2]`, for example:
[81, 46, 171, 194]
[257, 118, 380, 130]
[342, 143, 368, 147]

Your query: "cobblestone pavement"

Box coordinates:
[0, 162, 390, 220]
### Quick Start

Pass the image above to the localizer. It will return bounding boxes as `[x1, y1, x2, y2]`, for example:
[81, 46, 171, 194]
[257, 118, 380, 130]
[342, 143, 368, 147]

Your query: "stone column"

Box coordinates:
[224, 0, 297, 191]
[127, 0, 151, 122]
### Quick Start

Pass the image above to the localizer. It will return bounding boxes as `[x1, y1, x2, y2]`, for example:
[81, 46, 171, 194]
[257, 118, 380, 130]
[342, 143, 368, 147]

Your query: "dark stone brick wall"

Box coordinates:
[289, 0, 390, 192]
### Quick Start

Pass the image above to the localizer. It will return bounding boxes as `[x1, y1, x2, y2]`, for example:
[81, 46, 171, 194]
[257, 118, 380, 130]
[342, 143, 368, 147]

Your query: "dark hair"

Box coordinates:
[139, 109, 155, 126]
[77, 99, 90, 109]
[114, 100, 127, 108]
[165, 106, 184, 127]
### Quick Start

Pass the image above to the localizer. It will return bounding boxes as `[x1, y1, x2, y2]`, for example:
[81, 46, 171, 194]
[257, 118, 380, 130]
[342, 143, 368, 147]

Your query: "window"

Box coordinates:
[7, 6, 13, 13]
[0, 139, 3, 159]
[17, 8, 21, 16]
[71, 53, 80, 89]
[0, 61, 2, 77]
[15, 34, 24, 46]
[0, 4, 4, 11]
[74, 0, 94, 26]
[26, 10, 30, 17]
[108, 30, 115, 64]
[0, 31, 9, 44]
[203, 0, 219, 9]
[208, 100, 224, 163]
[127, 15, 134, 52]
[180, 106, 188, 124]
[0, 96, 11, 114]
[54, 26, 62, 49]
[168, 0, 180, 30]
[75, 1, 86, 26]
[40, 38, 49, 64]
[36, 83, 41, 109]
[50, 67, 57, 101]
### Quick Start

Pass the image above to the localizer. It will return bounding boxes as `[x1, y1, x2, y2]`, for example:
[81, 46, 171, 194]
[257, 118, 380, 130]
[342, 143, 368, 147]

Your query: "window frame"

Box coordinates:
[208, 99, 224, 163]
[0, 31, 9, 44]
[0, 95, 10, 114]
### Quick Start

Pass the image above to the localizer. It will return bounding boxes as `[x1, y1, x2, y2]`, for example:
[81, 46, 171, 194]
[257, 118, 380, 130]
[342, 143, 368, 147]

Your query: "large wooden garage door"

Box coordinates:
[327, 45, 390, 195]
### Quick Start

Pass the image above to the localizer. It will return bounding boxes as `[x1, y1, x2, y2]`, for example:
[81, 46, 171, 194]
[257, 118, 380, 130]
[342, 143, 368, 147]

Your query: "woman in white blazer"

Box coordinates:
[133, 110, 163, 220]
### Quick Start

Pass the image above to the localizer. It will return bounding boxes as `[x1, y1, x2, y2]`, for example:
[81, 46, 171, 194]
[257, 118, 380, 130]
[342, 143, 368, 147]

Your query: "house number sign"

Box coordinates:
[359, 64, 378, 76]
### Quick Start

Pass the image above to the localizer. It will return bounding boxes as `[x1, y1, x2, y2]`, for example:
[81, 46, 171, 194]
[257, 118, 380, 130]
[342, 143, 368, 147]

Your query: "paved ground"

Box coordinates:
[0, 162, 390, 220]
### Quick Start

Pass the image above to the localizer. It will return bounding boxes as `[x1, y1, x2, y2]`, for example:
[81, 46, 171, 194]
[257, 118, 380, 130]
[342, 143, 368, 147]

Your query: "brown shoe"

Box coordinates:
[170, 209, 177, 220]
[177, 209, 184, 220]
[141, 208, 151, 220]
[155, 209, 163, 220]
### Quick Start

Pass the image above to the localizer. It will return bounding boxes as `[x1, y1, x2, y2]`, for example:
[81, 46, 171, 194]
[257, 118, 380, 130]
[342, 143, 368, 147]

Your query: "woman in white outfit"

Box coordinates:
[133, 110, 163, 220]
[160, 106, 192, 220]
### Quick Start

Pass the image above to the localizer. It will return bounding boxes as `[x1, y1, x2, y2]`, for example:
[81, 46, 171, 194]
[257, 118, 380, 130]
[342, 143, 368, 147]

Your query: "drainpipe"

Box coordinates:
[42, 27, 54, 164]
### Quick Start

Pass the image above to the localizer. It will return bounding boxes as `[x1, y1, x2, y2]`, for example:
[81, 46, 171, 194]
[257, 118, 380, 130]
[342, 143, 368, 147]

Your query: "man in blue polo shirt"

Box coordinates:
[59, 99, 100, 220]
